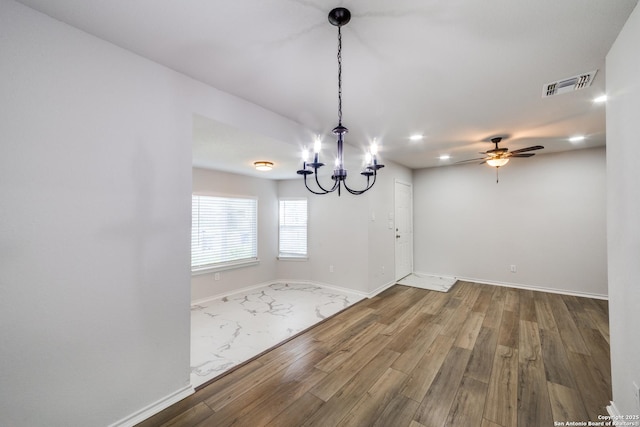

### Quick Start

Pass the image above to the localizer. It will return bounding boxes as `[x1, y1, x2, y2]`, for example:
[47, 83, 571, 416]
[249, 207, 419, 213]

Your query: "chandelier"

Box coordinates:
[297, 7, 384, 196]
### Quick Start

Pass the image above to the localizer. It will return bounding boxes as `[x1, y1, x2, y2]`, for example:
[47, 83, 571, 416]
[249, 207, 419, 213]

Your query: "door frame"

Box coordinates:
[394, 179, 414, 281]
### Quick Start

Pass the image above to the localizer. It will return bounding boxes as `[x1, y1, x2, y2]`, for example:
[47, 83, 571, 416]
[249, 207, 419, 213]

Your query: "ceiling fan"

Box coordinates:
[456, 137, 544, 182]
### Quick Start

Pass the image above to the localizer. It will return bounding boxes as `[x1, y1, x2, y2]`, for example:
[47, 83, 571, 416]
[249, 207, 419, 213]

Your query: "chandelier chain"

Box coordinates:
[337, 26, 343, 126]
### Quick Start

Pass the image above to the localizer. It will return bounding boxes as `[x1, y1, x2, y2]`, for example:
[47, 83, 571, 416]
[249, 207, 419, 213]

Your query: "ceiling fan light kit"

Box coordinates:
[296, 7, 384, 196]
[455, 136, 544, 183]
[486, 158, 509, 167]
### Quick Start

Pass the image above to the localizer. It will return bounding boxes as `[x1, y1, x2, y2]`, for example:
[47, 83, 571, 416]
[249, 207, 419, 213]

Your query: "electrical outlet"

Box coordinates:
[214, 272, 220, 281]
[329, 265, 334, 273]
[381, 266, 385, 275]
[510, 265, 517, 273]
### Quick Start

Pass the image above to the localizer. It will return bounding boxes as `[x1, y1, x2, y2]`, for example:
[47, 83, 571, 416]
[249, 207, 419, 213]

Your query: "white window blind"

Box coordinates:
[191, 195, 257, 271]
[279, 199, 308, 258]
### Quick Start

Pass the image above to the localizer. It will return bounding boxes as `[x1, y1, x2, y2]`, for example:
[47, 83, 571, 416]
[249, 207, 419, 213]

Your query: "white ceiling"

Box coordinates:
[18, 0, 638, 179]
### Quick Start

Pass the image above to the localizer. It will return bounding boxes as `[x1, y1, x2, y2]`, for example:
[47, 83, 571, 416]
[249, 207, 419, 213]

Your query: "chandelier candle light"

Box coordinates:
[297, 7, 384, 196]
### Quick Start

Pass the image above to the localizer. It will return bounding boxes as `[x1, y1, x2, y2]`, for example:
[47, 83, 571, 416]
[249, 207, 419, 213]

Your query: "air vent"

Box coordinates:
[542, 70, 598, 97]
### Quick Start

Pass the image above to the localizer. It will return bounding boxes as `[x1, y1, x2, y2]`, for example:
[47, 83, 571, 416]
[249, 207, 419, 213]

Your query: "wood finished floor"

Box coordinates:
[138, 282, 611, 427]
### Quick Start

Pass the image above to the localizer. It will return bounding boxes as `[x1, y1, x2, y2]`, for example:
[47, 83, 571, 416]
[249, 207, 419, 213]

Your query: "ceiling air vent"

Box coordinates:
[542, 70, 598, 97]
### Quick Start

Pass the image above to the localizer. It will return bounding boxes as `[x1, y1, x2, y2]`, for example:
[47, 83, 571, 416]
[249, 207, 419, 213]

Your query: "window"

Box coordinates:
[279, 199, 308, 259]
[191, 195, 258, 272]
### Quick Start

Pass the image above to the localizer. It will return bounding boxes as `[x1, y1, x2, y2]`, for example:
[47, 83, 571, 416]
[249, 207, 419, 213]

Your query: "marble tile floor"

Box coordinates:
[190, 282, 365, 388]
[396, 273, 457, 292]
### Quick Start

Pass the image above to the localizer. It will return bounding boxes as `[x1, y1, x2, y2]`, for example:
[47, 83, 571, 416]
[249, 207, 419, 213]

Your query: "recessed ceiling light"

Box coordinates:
[569, 136, 585, 143]
[593, 95, 608, 103]
[254, 161, 274, 171]
[439, 155, 450, 160]
[409, 134, 424, 141]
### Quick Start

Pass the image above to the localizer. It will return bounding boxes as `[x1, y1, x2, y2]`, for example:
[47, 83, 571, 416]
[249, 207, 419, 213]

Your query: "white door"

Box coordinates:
[395, 180, 413, 280]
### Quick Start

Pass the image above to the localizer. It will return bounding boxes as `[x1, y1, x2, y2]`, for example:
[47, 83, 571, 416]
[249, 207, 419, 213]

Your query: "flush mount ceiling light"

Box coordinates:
[410, 134, 424, 141]
[297, 7, 383, 196]
[254, 161, 274, 171]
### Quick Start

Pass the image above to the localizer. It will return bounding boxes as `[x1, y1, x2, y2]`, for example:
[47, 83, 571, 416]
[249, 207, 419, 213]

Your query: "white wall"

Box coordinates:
[192, 160, 413, 299]
[606, 1, 640, 416]
[277, 160, 412, 295]
[413, 147, 607, 297]
[2, 0, 625, 423]
[0, 3, 189, 425]
[366, 161, 413, 291]
[276, 178, 371, 294]
[0, 1, 308, 425]
[191, 168, 278, 302]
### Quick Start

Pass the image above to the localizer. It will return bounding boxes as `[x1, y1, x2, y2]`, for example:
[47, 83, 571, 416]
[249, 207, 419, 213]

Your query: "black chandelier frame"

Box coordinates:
[297, 7, 384, 196]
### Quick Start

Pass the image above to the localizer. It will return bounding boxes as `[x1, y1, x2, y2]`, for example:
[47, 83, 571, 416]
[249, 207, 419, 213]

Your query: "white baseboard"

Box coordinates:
[278, 279, 370, 299]
[191, 278, 398, 307]
[191, 280, 275, 306]
[368, 279, 399, 297]
[450, 275, 608, 300]
[192, 274, 607, 308]
[277, 279, 398, 299]
[108, 384, 194, 427]
[607, 401, 621, 417]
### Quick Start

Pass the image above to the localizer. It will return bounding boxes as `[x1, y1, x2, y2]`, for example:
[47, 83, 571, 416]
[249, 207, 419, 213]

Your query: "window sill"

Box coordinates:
[277, 256, 308, 261]
[191, 259, 260, 276]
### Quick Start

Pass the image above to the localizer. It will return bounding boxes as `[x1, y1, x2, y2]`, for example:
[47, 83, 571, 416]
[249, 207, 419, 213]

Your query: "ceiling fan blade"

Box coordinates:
[454, 157, 489, 164]
[510, 153, 536, 158]
[509, 145, 544, 154]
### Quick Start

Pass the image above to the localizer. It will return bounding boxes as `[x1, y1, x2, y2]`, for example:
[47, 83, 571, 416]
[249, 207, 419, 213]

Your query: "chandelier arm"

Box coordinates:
[303, 173, 332, 195]
[315, 168, 340, 193]
[304, 169, 340, 194]
[342, 172, 377, 195]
